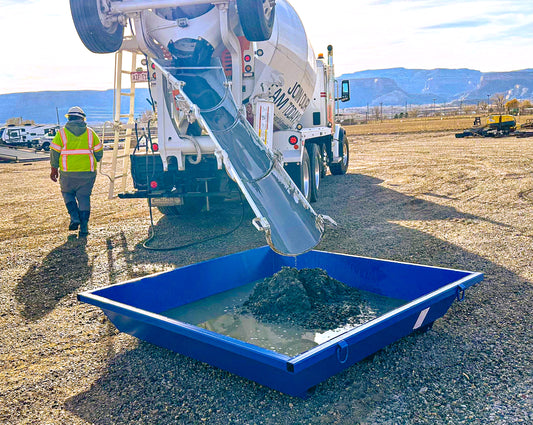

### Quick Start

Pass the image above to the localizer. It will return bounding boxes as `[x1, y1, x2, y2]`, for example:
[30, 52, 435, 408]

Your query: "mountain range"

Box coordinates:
[1, 68, 533, 124]
[0, 89, 152, 125]
[338, 68, 533, 108]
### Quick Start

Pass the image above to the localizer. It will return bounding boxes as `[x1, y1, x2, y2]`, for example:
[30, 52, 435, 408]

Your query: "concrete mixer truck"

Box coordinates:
[70, 0, 351, 255]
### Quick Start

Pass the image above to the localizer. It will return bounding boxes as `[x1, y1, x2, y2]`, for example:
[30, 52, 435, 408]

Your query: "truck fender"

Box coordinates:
[332, 125, 346, 161]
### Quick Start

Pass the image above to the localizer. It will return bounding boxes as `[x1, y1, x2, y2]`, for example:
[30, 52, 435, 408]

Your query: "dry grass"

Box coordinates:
[345, 114, 533, 136]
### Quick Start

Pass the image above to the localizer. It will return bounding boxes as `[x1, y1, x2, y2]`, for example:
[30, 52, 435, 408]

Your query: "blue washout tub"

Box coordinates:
[78, 246, 483, 397]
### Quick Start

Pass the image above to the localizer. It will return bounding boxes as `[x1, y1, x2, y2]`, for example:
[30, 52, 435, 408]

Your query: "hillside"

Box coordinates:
[1, 68, 533, 123]
[0, 89, 152, 125]
[339, 68, 533, 107]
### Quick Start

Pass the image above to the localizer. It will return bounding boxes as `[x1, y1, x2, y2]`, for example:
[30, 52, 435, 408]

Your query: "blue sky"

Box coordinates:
[0, 0, 531, 94]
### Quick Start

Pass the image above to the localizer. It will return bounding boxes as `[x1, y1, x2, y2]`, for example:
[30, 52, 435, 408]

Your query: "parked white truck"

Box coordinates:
[70, 0, 350, 255]
[1, 124, 58, 148]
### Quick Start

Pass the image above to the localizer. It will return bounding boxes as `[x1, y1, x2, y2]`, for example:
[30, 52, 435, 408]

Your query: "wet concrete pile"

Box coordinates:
[240, 267, 367, 330]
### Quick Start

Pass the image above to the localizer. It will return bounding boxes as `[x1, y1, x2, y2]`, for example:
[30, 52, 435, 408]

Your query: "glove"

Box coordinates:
[50, 167, 59, 182]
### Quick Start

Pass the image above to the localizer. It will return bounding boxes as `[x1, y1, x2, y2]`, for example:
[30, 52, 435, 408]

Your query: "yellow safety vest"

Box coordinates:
[50, 128, 103, 172]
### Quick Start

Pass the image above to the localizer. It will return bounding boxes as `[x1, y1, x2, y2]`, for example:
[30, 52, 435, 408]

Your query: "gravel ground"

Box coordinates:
[1, 132, 532, 424]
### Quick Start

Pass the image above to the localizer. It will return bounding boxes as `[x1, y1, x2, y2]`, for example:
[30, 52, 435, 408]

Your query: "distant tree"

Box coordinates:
[140, 109, 155, 122]
[520, 100, 532, 114]
[410, 107, 419, 118]
[373, 106, 381, 121]
[491, 94, 506, 114]
[505, 99, 520, 115]
[463, 105, 476, 115]
[480, 101, 489, 112]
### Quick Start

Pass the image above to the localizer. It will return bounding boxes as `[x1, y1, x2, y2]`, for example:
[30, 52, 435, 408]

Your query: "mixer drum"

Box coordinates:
[252, 0, 318, 130]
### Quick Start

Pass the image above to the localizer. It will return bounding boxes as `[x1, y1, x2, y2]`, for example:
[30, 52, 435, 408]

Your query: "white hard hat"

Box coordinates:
[65, 106, 86, 119]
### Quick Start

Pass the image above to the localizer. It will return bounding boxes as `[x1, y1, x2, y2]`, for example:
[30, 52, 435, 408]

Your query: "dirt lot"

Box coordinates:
[1, 129, 532, 424]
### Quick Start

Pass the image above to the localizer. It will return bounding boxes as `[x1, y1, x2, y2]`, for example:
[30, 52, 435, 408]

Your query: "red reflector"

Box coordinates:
[151, 63, 156, 69]
[150, 181, 158, 189]
[294, 145, 299, 150]
[151, 143, 159, 152]
[244, 54, 251, 62]
[245, 65, 252, 72]
[288, 135, 298, 145]
[152, 72, 157, 79]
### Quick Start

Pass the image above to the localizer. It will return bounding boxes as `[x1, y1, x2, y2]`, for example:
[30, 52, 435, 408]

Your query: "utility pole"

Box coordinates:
[380, 102, 383, 123]
[433, 98, 436, 116]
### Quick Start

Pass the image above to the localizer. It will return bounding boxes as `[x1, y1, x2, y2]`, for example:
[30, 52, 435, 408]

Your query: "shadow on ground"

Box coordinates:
[15, 234, 93, 321]
[65, 173, 532, 424]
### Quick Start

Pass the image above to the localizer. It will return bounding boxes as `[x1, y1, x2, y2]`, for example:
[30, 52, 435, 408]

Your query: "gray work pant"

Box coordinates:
[60, 173, 96, 211]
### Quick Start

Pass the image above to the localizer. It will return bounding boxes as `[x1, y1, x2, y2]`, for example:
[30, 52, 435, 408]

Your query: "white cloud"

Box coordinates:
[290, 0, 533, 74]
[0, 0, 531, 94]
[0, 0, 115, 94]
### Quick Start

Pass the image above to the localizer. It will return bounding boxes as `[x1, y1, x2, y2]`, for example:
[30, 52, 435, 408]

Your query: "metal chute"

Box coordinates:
[156, 60, 324, 255]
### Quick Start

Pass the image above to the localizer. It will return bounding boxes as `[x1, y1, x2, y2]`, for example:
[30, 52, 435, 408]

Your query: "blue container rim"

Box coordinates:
[79, 247, 483, 364]
[288, 270, 483, 368]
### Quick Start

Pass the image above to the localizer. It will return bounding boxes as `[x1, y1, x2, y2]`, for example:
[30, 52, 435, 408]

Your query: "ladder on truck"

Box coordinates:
[100, 45, 144, 199]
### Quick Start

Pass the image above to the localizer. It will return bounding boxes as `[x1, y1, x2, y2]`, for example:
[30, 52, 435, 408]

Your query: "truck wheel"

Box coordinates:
[236, 0, 276, 41]
[286, 148, 312, 202]
[330, 132, 350, 175]
[70, 0, 124, 53]
[308, 144, 321, 202]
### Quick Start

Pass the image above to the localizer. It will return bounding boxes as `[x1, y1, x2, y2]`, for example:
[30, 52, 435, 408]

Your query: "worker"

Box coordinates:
[49, 106, 103, 236]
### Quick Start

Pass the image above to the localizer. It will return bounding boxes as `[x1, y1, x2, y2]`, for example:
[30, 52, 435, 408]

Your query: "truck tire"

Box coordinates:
[330, 131, 349, 175]
[236, 0, 275, 41]
[285, 148, 311, 202]
[308, 144, 321, 202]
[70, 0, 124, 53]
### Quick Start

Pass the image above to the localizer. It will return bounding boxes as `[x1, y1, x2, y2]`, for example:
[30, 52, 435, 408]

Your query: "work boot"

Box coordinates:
[79, 210, 90, 237]
[65, 201, 80, 231]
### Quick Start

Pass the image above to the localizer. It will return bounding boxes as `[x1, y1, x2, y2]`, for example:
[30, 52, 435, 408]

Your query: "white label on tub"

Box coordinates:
[413, 307, 430, 329]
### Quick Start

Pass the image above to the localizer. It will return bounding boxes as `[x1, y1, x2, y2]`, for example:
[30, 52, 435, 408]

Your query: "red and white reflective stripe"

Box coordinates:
[62, 149, 93, 154]
[50, 142, 62, 151]
[87, 130, 95, 170]
[60, 129, 68, 171]
[59, 128, 95, 171]
[89, 128, 103, 151]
